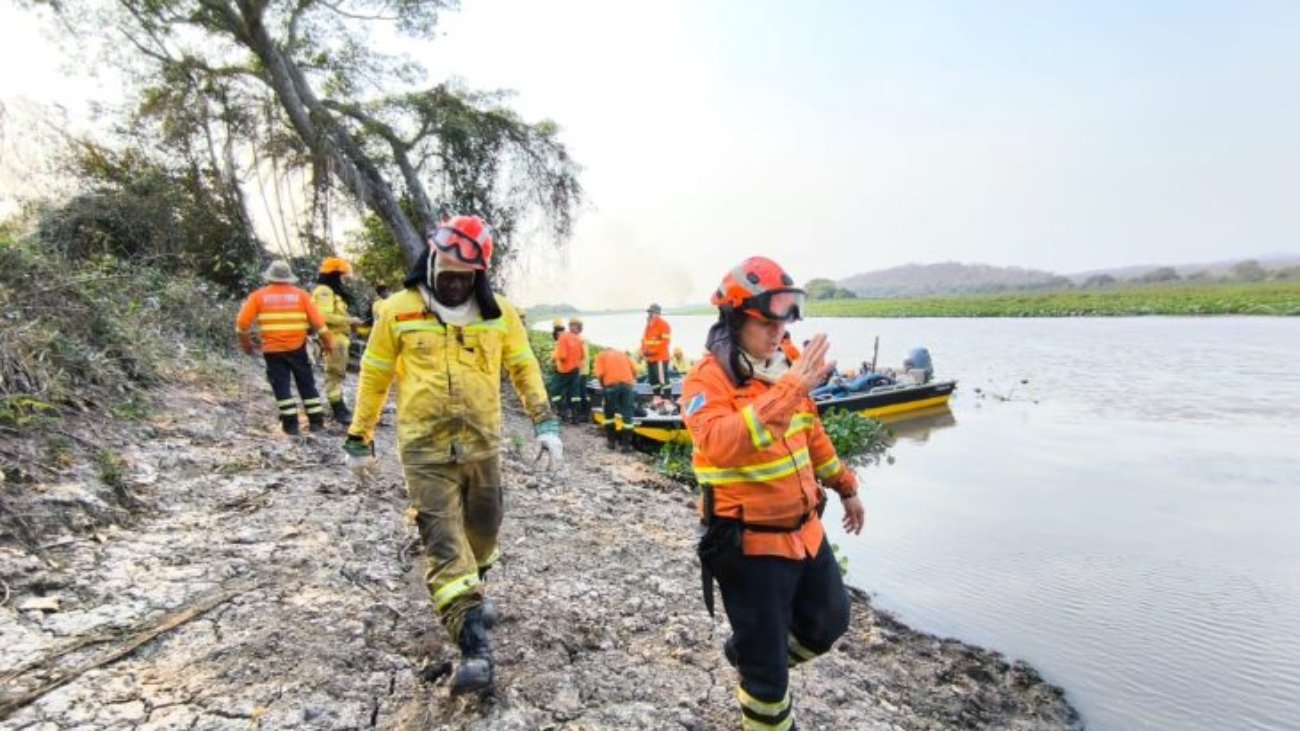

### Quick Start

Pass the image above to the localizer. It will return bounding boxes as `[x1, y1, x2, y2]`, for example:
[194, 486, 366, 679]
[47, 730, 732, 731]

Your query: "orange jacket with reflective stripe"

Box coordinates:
[553, 331, 585, 374]
[594, 349, 637, 387]
[681, 355, 858, 560]
[641, 315, 672, 362]
[236, 284, 328, 353]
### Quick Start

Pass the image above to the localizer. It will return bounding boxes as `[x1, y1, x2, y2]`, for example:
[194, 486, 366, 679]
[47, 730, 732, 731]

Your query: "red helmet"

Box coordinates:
[429, 215, 494, 270]
[711, 256, 806, 322]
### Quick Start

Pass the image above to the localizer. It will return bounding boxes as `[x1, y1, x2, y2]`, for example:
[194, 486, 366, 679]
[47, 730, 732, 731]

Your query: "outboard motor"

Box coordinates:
[903, 347, 934, 384]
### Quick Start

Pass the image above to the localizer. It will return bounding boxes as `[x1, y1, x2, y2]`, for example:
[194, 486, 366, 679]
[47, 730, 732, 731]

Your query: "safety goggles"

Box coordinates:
[742, 288, 806, 322]
[430, 226, 487, 268]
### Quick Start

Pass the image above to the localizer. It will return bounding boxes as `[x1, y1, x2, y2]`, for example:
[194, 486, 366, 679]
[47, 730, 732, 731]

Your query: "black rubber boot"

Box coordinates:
[480, 598, 499, 630]
[618, 429, 634, 453]
[330, 399, 352, 425]
[307, 413, 326, 432]
[280, 415, 300, 435]
[449, 607, 493, 695]
[604, 424, 617, 450]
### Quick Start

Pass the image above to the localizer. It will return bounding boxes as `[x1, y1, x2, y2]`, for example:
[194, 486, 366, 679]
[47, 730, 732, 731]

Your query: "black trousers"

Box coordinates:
[602, 383, 637, 432]
[715, 535, 849, 729]
[646, 360, 671, 398]
[264, 347, 324, 419]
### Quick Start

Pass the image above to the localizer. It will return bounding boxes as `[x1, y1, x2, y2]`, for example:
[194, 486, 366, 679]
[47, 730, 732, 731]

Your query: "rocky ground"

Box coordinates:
[0, 361, 1083, 730]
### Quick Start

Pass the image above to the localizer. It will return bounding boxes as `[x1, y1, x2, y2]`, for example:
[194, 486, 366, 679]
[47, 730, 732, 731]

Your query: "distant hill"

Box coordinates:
[1067, 254, 1300, 283]
[838, 262, 1070, 298]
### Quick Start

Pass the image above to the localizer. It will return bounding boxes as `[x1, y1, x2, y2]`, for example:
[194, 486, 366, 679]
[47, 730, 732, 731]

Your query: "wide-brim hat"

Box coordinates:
[264, 260, 298, 283]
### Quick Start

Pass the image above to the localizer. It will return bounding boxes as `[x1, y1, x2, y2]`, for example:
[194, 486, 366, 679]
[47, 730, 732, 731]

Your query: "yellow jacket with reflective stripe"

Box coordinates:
[311, 284, 353, 335]
[681, 354, 858, 560]
[348, 287, 552, 464]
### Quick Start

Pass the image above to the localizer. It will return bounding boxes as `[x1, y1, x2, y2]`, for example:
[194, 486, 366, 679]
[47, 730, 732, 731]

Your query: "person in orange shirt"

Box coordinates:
[779, 331, 801, 364]
[681, 256, 864, 731]
[236, 260, 334, 435]
[641, 303, 673, 401]
[593, 347, 638, 451]
[551, 323, 585, 424]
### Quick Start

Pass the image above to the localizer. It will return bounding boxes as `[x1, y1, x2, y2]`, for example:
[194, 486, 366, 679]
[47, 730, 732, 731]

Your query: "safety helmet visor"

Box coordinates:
[430, 226, 488, 268]
[743, 288, 806, 322]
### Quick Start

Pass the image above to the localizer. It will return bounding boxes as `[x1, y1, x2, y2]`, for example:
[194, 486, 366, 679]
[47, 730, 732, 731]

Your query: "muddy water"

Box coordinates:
[573, 313, 1300, 731]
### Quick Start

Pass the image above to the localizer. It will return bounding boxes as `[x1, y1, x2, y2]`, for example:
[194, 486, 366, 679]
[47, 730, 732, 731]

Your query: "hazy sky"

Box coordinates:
[3, 1, 1299, 307]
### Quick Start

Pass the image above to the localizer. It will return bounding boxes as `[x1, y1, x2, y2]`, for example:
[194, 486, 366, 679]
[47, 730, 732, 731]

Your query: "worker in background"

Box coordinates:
[630, 350, 648, 379]
[641, 303, 673, 403]
[669, 346, 692, 377]
[551, 318, 565, 340]
[570, 318, 591, 419]
[780, 331, 801, 364]
[313, 257, 363, 424]
[593, 347, 638, 451]
[682, 256, 864, 731]
[371, 284, 392, 325]
[552, 320, 585, 424]
[236, 260, 334, 435]
[343, 215, 562, 696]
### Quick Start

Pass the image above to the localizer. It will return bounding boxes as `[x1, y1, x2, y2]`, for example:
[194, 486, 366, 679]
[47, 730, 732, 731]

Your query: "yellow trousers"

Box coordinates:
[323, 337, 349, 403]
[403, 455, 502, 640]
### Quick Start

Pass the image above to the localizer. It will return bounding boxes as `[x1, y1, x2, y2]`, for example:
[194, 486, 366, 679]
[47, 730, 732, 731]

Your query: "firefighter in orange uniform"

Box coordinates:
[681, 256, 865, 731]
[593, 347, 638, 451]
[552, 321, 585, 423]
[236, 260, 334, 434]
[641, 303, 673, 401]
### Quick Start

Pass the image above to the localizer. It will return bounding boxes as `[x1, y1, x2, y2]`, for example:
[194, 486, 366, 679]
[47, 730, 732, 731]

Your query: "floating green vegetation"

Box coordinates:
[805, 281, 1300, 318]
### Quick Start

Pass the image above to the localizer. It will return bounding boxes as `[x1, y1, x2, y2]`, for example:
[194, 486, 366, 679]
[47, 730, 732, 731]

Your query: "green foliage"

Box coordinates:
[0, 229, 238, 415]
[820, 409, 893, 468]
[806, 281, 1300, 317]
[805, 278, 858, 300]
[831, 542, 849, 577]
[656, 440, 697, 487]
[350, 213, 410, 291]
[0, 397, 57, 428]
[96, 449, 124, 489]
[36, 141, 262, 295]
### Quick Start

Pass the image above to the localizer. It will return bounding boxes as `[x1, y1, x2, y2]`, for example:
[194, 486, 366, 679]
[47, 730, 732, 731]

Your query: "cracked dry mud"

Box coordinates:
[0, 364, 1081, 730]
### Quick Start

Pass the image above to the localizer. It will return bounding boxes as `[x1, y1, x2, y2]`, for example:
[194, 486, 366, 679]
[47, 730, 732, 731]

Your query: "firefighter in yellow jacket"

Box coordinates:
[312, 257, 362, 423]
[342, 215, 563, 696]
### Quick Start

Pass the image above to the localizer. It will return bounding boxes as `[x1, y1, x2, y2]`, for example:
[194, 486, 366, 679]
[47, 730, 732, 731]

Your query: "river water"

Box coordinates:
[563, 313, 1300, 731]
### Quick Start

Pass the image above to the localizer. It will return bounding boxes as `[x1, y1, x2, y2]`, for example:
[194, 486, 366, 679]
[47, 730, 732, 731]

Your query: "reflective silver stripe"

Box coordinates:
[432, 573, 481, 612]
[788, 634, 817, 663]
[742, 404, 774, 449]
[785, 412, 816, 437]
[363, 353, 395, 372]
[738, 687, 789, 715]
[694, 448, 810, 485]
[729, 264, 765, 296]
[814, 455, 843, 480]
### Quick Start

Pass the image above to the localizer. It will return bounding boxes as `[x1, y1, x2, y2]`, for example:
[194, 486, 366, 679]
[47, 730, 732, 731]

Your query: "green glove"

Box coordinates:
[342, 434, 374, 458]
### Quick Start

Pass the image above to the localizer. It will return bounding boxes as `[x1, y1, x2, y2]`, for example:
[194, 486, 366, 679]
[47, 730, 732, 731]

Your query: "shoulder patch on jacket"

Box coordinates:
[684, 392, 707, 416]
[394, 311, 435, 322]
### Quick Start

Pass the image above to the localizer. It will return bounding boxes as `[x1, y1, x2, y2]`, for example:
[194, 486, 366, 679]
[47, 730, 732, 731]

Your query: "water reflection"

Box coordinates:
[881, 405, 957, 444]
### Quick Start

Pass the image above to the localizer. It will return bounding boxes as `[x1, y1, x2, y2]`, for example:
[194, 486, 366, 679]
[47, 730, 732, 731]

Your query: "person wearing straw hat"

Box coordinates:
[235, 260, 334, 434]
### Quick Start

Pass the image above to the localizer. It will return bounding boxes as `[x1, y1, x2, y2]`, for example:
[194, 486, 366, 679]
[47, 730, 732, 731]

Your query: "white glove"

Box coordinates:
[534, 432, 564, 471]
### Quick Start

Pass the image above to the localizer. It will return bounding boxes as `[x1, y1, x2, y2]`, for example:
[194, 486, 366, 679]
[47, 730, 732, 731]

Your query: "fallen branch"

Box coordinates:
[0, 584, 254, 719]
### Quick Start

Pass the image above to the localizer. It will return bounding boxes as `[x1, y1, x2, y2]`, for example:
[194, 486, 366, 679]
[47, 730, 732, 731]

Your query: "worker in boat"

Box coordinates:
[342, 215, 563, 696]
[630, 350, 649, 379]
[641, 303, 673, 403]
[780, 331, 800, 364]
[669, 346, 692, 377]
[593, 346, 638, 451]
[682, 256, 864, 731]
